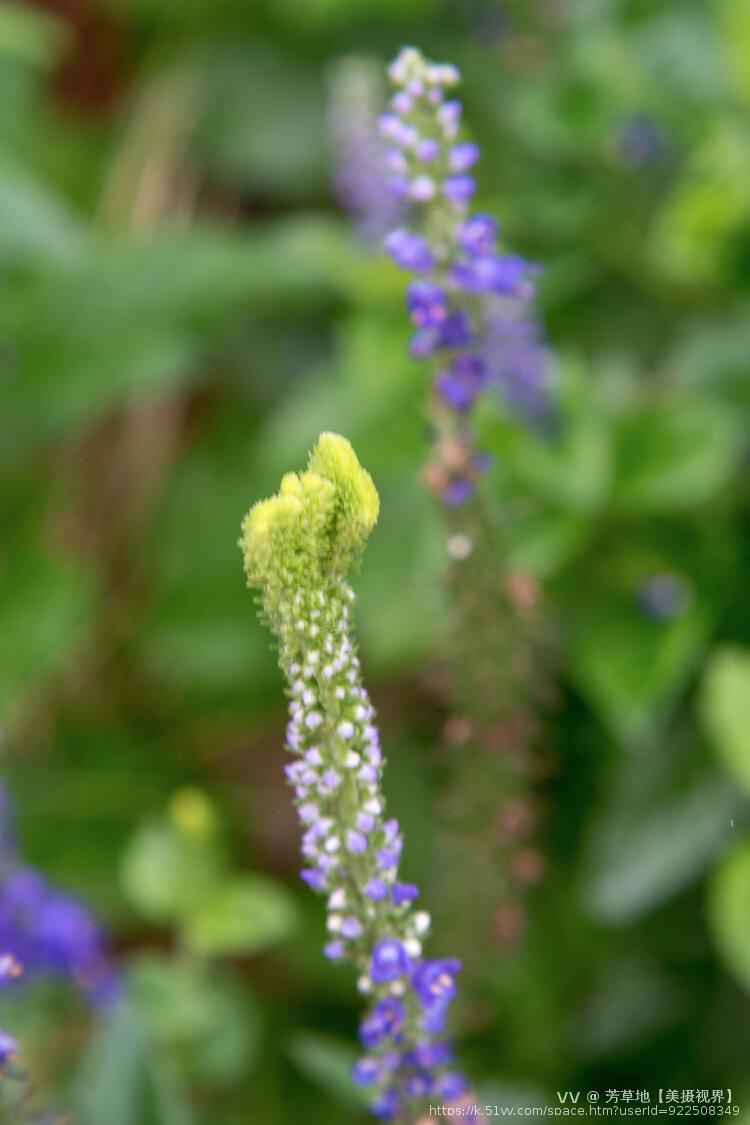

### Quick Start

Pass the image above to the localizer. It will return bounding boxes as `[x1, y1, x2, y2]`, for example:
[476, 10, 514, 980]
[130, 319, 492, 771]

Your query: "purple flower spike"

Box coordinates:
[384, 229, 436, 273]
[370, 937, 412, 983]
[324, 939, 345, 960]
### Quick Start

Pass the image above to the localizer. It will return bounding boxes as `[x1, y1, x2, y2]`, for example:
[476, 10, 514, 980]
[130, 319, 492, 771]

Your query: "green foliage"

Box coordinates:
[708, 840, 750, 992]
[3, 0, 750, 1120]
[701, 646, 750, 794]
[121, 790, 296, 956]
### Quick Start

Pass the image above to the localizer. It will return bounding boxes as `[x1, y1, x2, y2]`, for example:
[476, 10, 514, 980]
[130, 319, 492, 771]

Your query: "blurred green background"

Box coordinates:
[2, 0, 750, 1120]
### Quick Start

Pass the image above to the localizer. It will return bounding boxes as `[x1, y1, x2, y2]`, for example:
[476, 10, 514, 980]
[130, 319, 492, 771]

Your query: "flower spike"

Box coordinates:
[240, 433, 472, 1120]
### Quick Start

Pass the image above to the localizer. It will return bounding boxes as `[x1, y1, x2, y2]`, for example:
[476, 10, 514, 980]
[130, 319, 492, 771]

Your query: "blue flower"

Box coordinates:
[392, 882, 419, 905]
[407, 281, 449, 328]
[379, 46, 554, 504]
[384, 229, 436, 273]
[411, 958, 462, 1010]
[370, 937, 412, 983]
[352, 1057, 381, 1085]
[359, 997, 406, 1048]
[0, 1030, 17, 1067]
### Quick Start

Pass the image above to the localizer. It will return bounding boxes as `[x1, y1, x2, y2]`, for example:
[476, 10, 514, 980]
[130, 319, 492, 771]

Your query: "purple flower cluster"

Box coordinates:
[329, 57, 405, 245]
[380, 46, 553, 505]
[0, 784, 119, 1008]
[0, 953, 21, 1070]
[279, 584, 467, 1118]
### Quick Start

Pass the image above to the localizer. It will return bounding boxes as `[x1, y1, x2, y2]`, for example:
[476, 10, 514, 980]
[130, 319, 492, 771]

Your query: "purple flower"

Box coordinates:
[359, 997, 406, 1048]
[443, 174, 476, 204]
[449, 142, 479, 171]
[347, 830, 368, 854]
[411, 958, 462, 1010]
[370, 937, 412, 983]
[364, 878, 388, 900]
[407, 281, 448, 328]
[435, 372, 473, 411]
[352, 1056, 380, 1085]
[384, 229, 436, 273]
[433, 1072, 467, 1100]
[370, 1088, 400, 1120]
[451, 253, 529, 295]
[410, 1040, 454, 1068]
[392, 883, 419, 905]
[405, 1073, 431, 1097]
[300, 868, 326, 891]
[456, 214, 498, 257]
[0, 1030, 17, 1066]
[442, 477, 475, 507]
[341, 916, 364, 939]
[324, 939, 345, 960]
[439, 311, 472, 349]
[409, 326, 442, 358]
[416, 138, 439, 161]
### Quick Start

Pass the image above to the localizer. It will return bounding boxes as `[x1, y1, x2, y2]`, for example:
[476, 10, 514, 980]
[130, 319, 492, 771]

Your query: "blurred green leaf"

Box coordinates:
[610, 397, 742, 512]
[2, 219, 354, 448]
[0, 156, 84, 265]
[74, 999, 154, 1125]
[0, 3, 69, 69]
[583, 767, 738, 924]
[569, 596, 710, 744]
[132, 956, 259, 1088]
[708, 838, 750, 991]
[184, 875, 297, 957]
[0, 548, 95, 723]
[120, 818, 221, 925]
[701, 646, 750, 795]
[287, 1031, 367, 1109]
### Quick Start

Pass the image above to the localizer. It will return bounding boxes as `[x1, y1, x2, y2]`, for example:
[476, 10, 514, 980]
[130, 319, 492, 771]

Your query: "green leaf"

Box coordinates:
[0, 548, 95, 724]
[701, 646, 750, 794]
[74, 999, 153, 1125]
[0, 156, 84, 265]
[610, 397, 742, 513]
[120, 819, 221, 925]
[287, 1031, 368, 1109]
[184, 875, 297, 957]
[132, 956, 260, 1089]
[569, 596, 710, 744]
[707, 838, 750, 992]
[583, 768, 738, 924]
